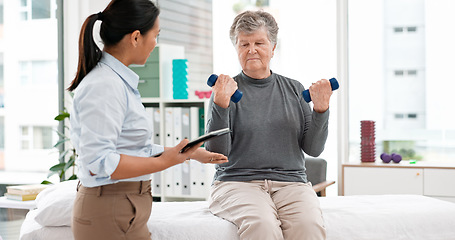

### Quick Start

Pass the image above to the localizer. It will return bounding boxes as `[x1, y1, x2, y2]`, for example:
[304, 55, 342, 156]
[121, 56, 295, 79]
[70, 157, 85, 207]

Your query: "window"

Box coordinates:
[0, 0, 59, 172]
[19, 60, 58, 85]
[408, 113, 417, 119]
[407, 69, 417, 76]
[394, 27, 404, 33]
[395, 113, 404, 119]
[394, 69, 418, 77]
[394, 70, 404, 76]
[393, 26, 418, 34]
[19, 0, 56, 21]
[407, 26, 417, 32]
[349, 0, 455, 162]
[0, 0, 4, 25]
[20, 126, 54, 150]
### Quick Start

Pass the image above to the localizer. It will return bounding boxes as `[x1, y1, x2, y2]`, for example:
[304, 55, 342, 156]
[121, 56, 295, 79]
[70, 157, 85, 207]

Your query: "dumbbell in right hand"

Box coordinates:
[302, 78, 339, 103]
[207, 74, 243, 103]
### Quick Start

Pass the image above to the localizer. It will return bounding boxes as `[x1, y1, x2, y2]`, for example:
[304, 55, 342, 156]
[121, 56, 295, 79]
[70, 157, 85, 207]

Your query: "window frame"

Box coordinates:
[19, 0, 57, 21]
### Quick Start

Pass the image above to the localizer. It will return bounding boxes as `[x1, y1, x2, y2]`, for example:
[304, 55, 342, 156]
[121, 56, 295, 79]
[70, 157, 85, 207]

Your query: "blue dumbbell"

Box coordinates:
[207, 74, 243, 103]
[302, 78, 339, 103]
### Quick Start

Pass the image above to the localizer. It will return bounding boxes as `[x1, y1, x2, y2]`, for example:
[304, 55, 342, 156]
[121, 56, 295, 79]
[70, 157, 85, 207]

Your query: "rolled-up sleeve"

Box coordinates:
[149, 144, 164, 156]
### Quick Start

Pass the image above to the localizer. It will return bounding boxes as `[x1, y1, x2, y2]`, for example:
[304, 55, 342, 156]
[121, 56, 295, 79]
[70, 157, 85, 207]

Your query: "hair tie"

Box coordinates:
[97, 11, 103, 21]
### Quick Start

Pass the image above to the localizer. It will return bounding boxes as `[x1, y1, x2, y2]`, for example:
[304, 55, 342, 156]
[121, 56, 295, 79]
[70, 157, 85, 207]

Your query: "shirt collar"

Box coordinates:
[240, 70, 275, 86]
[99, 52, 140, 91]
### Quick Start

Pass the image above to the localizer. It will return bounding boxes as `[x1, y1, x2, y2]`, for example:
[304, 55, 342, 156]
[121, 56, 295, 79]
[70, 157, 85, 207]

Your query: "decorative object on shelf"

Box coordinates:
[360, 120, 375, 162]
[380, 153, 392, 163]
[172, 59, 189, 99]
[380, 153, 402, 163]
[195, 90, 212, 99]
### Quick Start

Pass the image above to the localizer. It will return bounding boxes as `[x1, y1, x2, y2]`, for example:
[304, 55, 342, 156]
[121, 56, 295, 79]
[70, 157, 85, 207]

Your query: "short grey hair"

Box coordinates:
[229, 10, 279, 46]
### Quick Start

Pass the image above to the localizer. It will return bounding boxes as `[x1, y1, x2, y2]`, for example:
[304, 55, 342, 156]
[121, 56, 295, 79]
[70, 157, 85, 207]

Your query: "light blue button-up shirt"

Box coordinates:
[70, 52, 163, 187]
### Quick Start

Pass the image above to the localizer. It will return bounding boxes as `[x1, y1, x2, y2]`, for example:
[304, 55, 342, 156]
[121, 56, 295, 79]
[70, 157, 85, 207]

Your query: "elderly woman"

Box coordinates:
[205, 10, 333, 240]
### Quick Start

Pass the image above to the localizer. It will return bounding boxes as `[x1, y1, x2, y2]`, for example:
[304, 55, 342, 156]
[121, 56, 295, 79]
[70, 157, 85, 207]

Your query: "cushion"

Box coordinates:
[34, 180, 78, 226]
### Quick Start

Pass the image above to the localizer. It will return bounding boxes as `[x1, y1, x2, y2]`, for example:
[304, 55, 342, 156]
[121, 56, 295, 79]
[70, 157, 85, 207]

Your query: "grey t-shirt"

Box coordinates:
[205, 71, 329, 183]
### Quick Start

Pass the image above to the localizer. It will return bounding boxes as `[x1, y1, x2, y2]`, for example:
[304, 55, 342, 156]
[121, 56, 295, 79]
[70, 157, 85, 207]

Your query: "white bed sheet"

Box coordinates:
[19, 180, 455, 240]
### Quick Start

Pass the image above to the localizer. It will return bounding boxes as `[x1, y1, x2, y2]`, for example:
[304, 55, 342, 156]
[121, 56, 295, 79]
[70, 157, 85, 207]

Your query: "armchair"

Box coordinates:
[305, 157, 335, 196]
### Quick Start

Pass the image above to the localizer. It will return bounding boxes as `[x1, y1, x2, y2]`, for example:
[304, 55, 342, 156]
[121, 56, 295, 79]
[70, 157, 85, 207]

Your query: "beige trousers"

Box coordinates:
[72, 181, 153, 240]
[209, 180, 326, 240]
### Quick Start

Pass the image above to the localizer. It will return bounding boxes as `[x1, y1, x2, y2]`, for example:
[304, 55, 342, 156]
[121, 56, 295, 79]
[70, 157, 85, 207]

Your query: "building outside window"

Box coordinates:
[0, 0, 58, 172]
[20, 126, 54, 150]
[20, 0, 55, 21]
[19, 60, 58, 85]
[349, 0, 455, 162]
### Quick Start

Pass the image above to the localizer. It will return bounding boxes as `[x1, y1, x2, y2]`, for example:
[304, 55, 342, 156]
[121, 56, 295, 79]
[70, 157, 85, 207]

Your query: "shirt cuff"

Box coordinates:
[213, 101, 230, 115]
[150, 144, 165, 156]
[313, 108, 330, 122]
[104, 152, 121, 178]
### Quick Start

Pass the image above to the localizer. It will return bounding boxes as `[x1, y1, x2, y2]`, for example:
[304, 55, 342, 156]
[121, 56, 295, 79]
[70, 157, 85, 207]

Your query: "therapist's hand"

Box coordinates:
[112, 139, 203, 180]
[212, 74, 238, 109]
[160, 139, 203, 166]
[309, 78, 332, 113]
[190, 148, 228, 164]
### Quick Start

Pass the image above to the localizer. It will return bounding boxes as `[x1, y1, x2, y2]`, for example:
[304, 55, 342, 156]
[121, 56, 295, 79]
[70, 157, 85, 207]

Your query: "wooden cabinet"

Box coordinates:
[342, 162, 455, 203]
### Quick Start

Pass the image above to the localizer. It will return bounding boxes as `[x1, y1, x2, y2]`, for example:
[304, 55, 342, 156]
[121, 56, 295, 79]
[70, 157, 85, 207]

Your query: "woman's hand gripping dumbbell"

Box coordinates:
[302, 78, 338, 113]
[302, 78, 339, 103]
[207, 74, 243, 108]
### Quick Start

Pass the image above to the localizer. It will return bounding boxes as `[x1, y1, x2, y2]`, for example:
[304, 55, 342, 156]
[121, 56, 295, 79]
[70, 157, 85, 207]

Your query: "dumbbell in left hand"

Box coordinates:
[302, 78, 339, 103]
[207, 74, 243, 103]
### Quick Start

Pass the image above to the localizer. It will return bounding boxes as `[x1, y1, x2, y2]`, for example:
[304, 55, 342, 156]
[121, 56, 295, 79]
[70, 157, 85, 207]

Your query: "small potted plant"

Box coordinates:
[42, 108, 77, 184]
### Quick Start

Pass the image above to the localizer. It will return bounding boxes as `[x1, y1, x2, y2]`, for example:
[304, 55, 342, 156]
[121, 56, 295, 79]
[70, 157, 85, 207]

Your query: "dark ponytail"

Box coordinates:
[68, 0, 160, 91]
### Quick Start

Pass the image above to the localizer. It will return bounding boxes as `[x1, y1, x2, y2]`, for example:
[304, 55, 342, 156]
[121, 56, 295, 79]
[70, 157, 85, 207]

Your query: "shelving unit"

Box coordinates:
[142, 99, 214, 202]
[131, 43, 215, 202]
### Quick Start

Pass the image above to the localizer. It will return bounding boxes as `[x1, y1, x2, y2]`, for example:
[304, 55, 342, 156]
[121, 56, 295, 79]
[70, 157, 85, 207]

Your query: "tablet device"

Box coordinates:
[152, 128, 231, 157]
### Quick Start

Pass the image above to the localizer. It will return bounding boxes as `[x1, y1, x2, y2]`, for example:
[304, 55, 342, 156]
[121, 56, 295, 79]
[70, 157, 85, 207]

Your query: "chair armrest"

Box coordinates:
[312, 180, 336, 197]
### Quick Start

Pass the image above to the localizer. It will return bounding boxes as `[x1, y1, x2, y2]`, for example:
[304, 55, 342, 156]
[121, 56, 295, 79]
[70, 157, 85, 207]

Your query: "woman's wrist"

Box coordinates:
[214, 93, 230, 108]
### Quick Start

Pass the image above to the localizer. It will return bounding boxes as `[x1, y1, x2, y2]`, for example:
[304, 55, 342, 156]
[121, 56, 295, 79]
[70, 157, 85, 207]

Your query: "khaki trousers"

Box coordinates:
[209, 180, 326, 240]
[72, 181, 153, 240]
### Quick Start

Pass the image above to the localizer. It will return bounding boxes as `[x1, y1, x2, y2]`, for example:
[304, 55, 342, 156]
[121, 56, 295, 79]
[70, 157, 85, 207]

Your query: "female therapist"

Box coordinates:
[68, 0, 228, 239]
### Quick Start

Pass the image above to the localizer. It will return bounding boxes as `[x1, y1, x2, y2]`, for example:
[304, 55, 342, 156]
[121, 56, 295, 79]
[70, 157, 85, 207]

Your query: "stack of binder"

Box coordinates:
[146, 106, 212, 199]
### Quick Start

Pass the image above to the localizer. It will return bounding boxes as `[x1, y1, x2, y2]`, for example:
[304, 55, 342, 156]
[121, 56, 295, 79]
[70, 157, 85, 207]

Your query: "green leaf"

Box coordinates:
[49, 162, 66, 172]
[68, 174, 78, 180]
[41, 180, 54, 185]
[59, 171, 65, 181]
[54, 112, 70, 121]
[64, 155, 76, 171]
[47, 171, 58, 178]
[54, 139, 70, 148]
[57, 149, 70, 160]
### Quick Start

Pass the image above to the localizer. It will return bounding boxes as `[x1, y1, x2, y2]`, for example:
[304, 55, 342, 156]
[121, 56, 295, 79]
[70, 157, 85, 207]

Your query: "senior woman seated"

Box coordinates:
[205, 10, 333, 240]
